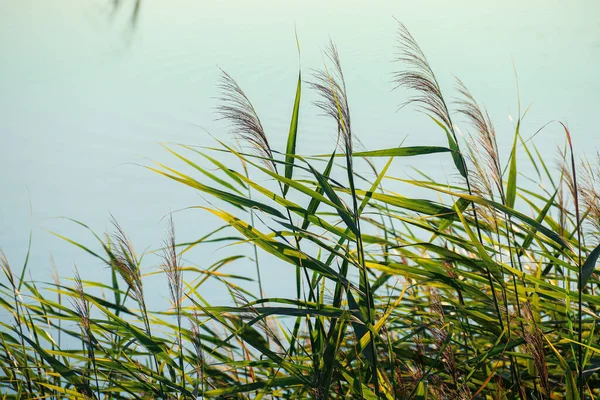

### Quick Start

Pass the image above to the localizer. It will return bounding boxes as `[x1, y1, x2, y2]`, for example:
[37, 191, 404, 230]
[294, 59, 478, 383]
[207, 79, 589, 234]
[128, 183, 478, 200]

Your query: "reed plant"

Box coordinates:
[1, 22, 600, 399]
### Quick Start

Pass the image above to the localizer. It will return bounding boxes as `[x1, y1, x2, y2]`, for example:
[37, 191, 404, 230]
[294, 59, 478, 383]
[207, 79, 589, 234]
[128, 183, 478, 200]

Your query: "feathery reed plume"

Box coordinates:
[109, 217, 144, 306]
[51, 256, 61, 298]
[160, 214, 185, 387]
[160, 215, 183, 311]
[558, 151, 576, 200]
[309, 39, 356, 308]
[456, 79, 502, 196]
[556, 150, 572, 238]
[429, 290, 458, 386]
[0, 250, 35, 394]
[71, 267, 91, 335]
[494, 377, 506, 400]
[50, 256, 63, 348]
[232, 288, 284, 351]
[464, 140, 500, 228]
[579, 152, 600, 241]
[465, 140, 495, 199]
[393, 21, 452, 131]
[412, 334, 426, 379]
[556, 181, 568, 239]
[310, 40, 352, 155]
[217, 68, 276, 172]
[220, 68, 315, 318]
[71, 267, 100, 399]
[0, 250, 15, 291]
[522, 301, 549, 397]
[189, 312, 205, 397]
[108, 217, 165, 394]
[312, 40, 381, 394]
[189, 315, 204, 364]
[1, 250, 26, 328]
[456, 79, 527, 348]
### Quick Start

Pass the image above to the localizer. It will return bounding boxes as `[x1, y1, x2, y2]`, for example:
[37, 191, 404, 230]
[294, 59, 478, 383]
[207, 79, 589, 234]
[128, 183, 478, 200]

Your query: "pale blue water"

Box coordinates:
[1, 0, 599, 308]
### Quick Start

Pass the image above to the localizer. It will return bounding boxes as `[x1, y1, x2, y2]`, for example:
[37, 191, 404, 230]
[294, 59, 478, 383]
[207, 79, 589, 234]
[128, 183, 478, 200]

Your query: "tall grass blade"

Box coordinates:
[283, 31, 302, 196]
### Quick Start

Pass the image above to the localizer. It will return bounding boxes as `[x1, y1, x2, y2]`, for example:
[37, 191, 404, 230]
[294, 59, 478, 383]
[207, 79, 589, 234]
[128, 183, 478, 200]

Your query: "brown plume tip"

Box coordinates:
[216, 68, 277, 172]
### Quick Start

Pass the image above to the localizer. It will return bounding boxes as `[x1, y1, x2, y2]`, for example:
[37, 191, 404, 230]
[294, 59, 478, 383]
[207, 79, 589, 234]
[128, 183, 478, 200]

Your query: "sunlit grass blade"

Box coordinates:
[283, 34, 302, 196]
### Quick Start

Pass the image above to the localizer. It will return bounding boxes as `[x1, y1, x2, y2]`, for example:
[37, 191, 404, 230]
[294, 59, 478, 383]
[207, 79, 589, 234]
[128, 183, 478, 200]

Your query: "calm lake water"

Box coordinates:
[1, 0, 599, 308]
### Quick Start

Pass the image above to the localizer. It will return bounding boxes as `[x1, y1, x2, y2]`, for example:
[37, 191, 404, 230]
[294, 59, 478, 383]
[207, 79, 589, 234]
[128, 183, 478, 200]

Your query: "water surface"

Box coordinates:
[1, 0, 599, 306]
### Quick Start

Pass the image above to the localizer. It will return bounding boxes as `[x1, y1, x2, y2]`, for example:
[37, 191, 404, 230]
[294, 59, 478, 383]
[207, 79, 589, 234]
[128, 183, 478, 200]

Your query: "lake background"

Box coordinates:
[1, 0, 599, 308]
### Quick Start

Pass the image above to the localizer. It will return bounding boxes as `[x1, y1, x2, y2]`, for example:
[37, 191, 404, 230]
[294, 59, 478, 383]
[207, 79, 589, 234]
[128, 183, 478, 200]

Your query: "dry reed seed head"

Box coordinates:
[189, 315, 205, 365]
[557, 148, 576, 199]
[241, 302, 285, 352]
[556, 182, 569, 238]
[160, 216, 183, 309]
[579, 153, 600, 241]
[216, 69, 277, 172]
[474, 203, 498, 233]
[465, 142, 503, 226]
[430, 378, 456, 400]
[264, 313, 285, 350]
[230, 287, 278, 346]
[310, 40, 353, 156]
[231, 287, 249, 307]
[457, 380, 473, 400]
[50, 256, 61, 289]
[428, 289, 445, 330]
[307, 385, 321, 398]
[412, 334, 426, 373]
[393, 22, 452, 132]
[0, 250, 15, 290]
[456, 79, 502, 195]
[71, 267, 91, 334]
[522, 301, 550, 396]
[109, 218, 145, 305]
[465, 137, 495, 200]
[555, 151, 578, 238]
[428, 289, 458, 383]
[494, 376, 505, 400]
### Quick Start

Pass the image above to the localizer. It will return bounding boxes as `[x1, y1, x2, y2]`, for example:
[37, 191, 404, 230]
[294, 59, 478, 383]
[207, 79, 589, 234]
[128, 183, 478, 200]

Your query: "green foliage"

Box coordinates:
[2, 22, 600, 399]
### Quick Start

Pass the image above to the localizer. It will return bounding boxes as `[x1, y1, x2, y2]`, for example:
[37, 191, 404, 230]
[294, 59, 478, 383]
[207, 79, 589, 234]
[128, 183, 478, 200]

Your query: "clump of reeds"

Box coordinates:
[1, 19, 599, 400]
